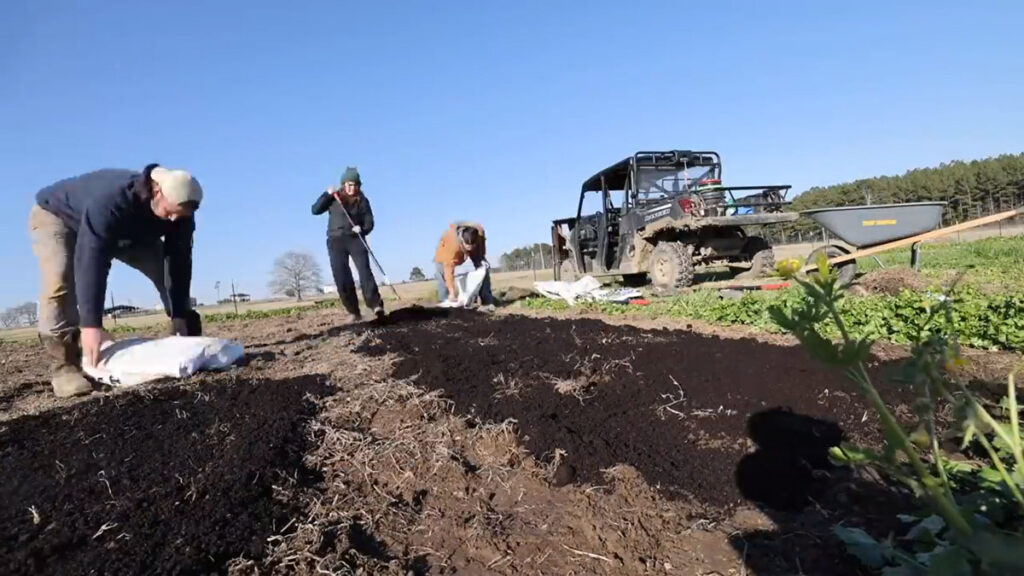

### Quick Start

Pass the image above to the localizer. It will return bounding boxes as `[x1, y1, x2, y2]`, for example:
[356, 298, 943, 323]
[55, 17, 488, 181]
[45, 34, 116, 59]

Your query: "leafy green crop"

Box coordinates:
[201, 299, 337, 324]
[522, 286, 1024, 352]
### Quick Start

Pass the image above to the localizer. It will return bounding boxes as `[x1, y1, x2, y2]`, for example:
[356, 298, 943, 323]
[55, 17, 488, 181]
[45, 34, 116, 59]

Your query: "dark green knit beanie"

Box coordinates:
[341, 166, 361, 185]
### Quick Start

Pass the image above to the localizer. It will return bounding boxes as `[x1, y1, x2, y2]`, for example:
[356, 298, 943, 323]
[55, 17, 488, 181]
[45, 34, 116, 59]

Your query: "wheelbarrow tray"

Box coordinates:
[801, 202, 946, 248]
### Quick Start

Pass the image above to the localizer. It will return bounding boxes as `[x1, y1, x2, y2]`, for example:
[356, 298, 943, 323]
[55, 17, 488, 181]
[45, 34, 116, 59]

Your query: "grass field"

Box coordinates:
[857, 235, 1024, 292]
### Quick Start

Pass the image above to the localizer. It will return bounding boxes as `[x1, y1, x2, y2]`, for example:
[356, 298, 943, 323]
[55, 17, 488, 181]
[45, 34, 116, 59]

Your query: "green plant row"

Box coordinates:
[522, 287, 1024, 352]
[105, 300, 340, 334]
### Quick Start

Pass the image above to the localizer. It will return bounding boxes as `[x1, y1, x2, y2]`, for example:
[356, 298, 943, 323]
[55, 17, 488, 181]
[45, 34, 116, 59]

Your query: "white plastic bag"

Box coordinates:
[83, 336, 245, 387]
[534, 275, 642, 306]
[440, 265, 490, 308]
[457, 265, 489, 306]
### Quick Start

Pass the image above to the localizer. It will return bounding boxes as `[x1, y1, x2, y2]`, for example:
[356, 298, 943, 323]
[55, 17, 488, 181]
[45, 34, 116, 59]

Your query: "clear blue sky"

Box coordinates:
[2, 1, 1022, 309]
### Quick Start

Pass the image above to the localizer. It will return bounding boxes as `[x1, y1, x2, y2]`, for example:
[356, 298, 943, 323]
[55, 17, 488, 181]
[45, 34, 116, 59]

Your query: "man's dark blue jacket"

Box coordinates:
[35, 165, 195, 328]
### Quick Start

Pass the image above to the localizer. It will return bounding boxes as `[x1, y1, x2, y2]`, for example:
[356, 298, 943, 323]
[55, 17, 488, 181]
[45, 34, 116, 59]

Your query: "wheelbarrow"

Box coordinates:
[800, 201, 946, 285]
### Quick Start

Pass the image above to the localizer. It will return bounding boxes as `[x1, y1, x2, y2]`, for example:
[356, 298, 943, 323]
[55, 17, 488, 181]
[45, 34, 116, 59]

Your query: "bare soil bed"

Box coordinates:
[0, 307, 1015, 575]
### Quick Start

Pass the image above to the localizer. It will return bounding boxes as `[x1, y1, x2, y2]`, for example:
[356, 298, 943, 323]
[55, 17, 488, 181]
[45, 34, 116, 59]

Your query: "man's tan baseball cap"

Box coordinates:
[151, 166, 204, 206]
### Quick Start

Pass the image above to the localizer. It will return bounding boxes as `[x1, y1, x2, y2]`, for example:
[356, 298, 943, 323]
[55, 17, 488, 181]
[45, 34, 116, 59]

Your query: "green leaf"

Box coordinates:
[925, 546, 972, 576]
[834, 526, 889, 569]
[977, 466, 1006, 487]
[883, 565, 926, 576]
[904, 515, 947, 543]
[829, 444, 884, 466]
[965, 528, 1024, 570]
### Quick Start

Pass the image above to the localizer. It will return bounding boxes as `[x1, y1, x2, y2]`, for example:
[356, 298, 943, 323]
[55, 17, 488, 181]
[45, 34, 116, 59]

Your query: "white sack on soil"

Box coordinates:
[83, 336, 245, 387]
[440, 265, 489, 308]
[533, 275, 642, 306]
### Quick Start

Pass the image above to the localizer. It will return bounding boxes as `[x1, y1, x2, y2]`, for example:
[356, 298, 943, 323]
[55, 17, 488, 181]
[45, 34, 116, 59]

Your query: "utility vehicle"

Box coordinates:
[550, 150, 799, 290]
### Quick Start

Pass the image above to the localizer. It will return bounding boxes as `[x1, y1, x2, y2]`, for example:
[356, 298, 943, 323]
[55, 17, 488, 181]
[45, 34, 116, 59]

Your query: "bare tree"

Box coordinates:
[0, 307, 19, 329]
[269, 251, 323, 301]
[13, 302, 38, 326]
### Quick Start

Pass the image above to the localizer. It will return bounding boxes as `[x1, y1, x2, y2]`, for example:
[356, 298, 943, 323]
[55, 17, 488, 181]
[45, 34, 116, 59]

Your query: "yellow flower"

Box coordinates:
[944, 351, 968, 373]
[811, 251, 832, 286]
[776, 258, 803, 278]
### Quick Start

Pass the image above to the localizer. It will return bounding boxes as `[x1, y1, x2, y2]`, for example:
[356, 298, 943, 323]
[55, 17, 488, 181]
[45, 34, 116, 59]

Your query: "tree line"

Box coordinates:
[497, 243, 553, 272]
[771, 153, 1024, 241]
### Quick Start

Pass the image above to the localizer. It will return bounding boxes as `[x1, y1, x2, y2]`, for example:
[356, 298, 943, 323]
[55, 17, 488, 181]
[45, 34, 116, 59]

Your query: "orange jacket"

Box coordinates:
[434, 222, 486, 297]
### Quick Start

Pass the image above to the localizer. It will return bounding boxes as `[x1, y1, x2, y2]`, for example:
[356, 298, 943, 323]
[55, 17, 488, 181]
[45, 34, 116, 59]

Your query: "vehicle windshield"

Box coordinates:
[635, 165, 719, 204]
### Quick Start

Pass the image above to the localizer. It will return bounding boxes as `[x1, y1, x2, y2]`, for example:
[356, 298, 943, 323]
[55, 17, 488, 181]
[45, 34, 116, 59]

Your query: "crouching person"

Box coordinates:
[433, 221, 494, 309]
[29, 164, 204, 397]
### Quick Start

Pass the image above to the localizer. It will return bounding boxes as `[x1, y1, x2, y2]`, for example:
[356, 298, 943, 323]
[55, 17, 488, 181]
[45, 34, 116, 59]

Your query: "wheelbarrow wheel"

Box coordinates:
[806, 245, 857, 287]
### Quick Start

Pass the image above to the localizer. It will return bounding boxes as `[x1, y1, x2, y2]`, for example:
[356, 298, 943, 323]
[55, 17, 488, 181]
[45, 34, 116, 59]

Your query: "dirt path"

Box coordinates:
[0, 307, 1015, 575]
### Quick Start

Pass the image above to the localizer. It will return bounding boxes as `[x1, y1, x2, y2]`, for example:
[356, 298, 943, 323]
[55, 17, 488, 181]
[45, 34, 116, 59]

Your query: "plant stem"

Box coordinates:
[1007, 372, 1024, 474]
[931, 420, 955, 496]
[826, 295, 973, 538]
[851, 363, 972, 538]
[967, 396, 1023, 473]
[973, 432, 1024, 513]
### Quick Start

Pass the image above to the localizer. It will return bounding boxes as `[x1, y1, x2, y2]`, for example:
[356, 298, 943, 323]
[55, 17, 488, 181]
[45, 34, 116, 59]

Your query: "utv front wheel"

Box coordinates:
[649, 242, 694, 290]
[559, 255, 592, 281]
[559, 258, 579, 282]
[744, 236, 775, 278]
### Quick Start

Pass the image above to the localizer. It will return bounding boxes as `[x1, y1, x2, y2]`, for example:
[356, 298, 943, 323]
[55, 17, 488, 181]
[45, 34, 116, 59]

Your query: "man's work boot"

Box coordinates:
[373, 306, 385, 321]
[40, 332, 93, 398]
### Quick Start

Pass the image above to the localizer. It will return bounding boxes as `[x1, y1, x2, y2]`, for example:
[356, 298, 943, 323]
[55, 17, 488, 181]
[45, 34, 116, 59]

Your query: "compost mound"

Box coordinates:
[859, 268, 926, 295]
[357, 314, 910, 513]
[0, 375, 329, 576]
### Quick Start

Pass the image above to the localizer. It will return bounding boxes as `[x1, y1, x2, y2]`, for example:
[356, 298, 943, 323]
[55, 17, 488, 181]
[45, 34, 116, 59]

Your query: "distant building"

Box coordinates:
[104, 305, 141, 318]
[322, 285, 337, 294]
[217, 293, 251, 304]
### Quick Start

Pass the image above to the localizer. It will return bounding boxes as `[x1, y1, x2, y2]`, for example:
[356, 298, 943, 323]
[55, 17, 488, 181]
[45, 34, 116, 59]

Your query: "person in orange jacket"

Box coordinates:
[433, 221, 494, 307]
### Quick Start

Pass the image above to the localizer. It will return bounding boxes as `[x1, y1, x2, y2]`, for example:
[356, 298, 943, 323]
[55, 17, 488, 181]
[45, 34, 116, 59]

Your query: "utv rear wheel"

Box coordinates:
[649, 242, 694, 290]
[744, 236, 775, 278]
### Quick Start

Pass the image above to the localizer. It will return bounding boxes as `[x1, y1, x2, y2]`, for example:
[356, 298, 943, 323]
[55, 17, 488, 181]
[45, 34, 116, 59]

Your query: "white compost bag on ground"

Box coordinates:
[533, 275, 642, 306]
[439, 265, 490, 308]
[83, 336, 245, 387]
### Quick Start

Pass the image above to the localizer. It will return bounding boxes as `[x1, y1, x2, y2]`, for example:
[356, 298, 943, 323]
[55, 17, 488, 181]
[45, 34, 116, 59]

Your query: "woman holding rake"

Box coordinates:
[311, 167, 384, 322]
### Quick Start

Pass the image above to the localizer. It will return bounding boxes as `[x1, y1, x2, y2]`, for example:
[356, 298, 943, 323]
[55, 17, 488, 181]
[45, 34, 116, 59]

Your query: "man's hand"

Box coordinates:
[351, 225, 362, 235]
[81, 327, 111, 368]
